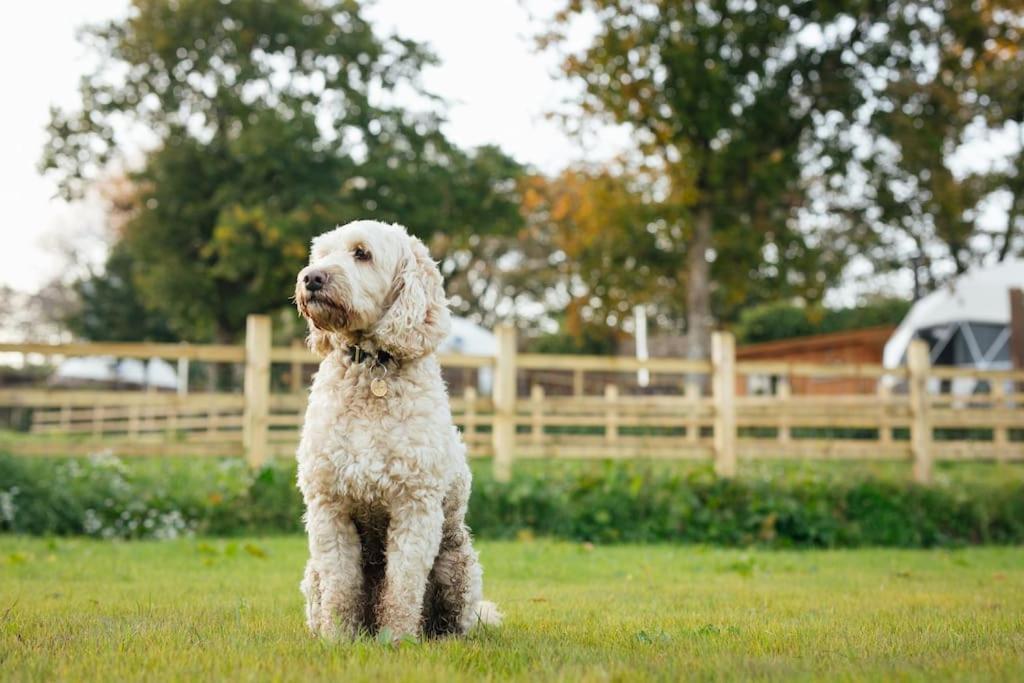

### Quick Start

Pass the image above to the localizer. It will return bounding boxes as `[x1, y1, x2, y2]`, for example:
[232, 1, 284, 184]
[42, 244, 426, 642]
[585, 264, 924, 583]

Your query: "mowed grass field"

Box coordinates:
[1, 537, 1023, 682]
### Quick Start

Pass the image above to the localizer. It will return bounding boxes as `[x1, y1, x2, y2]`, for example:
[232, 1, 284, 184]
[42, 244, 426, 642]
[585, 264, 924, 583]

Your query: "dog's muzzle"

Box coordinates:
[296, 267, 349, 331]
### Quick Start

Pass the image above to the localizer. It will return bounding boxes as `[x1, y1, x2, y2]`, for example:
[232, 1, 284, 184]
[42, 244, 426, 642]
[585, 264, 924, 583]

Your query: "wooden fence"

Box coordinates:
[1, 315, 1022, 482]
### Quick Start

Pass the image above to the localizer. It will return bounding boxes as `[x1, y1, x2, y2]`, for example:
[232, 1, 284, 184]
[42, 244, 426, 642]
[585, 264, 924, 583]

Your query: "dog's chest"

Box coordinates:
[298, 358, 454, 501]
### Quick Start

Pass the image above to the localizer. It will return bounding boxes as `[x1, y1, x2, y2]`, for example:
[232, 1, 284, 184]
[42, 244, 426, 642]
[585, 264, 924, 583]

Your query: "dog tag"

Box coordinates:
[370, 377, 389, 397]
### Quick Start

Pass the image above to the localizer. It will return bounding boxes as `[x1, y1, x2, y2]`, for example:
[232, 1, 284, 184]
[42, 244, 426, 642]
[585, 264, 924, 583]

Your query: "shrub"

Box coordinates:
[735, 298, 911, 344]
[1, 453, 1023, 547]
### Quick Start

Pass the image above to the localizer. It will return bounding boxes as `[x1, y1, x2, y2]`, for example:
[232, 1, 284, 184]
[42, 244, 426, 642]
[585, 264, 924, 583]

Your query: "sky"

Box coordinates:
[0, 0, 625, 293]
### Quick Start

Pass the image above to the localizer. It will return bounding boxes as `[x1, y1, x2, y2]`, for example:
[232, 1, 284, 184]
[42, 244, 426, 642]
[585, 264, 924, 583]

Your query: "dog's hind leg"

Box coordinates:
[422, 475, 499, 637]
[303, 498, 364, 639]
[422, 518, 481, 636]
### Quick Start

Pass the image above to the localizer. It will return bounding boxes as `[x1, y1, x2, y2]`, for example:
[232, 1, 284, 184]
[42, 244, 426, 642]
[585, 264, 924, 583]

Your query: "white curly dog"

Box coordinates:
[293, 219, 500, 640]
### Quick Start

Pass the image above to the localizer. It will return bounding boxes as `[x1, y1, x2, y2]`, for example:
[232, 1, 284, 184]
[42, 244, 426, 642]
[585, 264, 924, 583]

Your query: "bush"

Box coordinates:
[0, 454, 304, 539]
[735, 298, 911, 344]
[2, 453, 1023, 547]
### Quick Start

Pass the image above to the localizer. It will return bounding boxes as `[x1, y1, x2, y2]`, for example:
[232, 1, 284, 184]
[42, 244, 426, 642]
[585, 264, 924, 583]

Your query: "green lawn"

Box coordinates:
[1, 538, 1022, 682]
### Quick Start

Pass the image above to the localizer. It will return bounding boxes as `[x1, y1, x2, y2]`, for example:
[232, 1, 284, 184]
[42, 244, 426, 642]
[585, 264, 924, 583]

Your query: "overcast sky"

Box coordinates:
[0, 0, 627, 293]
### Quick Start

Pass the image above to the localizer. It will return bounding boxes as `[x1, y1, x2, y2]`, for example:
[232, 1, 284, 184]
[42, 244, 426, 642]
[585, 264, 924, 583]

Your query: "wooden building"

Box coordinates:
[736, 325, 895, 395]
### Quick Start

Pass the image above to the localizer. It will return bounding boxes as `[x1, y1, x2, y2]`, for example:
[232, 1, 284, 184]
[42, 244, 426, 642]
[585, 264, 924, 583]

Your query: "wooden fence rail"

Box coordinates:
[1, 315, 1022, 482]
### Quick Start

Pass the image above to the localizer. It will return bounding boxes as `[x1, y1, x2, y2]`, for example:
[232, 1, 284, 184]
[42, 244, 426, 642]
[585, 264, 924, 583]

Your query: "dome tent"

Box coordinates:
[438, 316, 496, 394]
[883, 258, 1023, 376]
[51, 356, 179, 390]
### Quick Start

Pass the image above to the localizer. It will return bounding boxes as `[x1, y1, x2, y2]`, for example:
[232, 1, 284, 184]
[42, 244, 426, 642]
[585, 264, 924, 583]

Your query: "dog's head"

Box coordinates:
[295, 220, 451, 360]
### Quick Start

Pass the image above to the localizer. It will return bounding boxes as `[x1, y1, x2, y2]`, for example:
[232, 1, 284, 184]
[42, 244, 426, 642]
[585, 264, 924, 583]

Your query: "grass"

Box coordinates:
[1, 538, 1023, 681]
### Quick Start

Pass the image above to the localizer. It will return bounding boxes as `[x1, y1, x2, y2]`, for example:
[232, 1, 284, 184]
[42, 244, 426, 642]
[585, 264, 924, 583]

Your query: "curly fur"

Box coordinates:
[294, 220, 499, 640]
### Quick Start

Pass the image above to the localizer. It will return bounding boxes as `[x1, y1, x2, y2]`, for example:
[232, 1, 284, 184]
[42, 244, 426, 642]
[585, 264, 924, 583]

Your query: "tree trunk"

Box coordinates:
[686, 205, 714, 363]
[215, 327, 239, 392]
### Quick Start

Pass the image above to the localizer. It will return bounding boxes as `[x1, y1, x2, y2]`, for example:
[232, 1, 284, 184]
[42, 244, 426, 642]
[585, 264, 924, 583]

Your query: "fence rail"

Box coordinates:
[1, 315, 1022, 482]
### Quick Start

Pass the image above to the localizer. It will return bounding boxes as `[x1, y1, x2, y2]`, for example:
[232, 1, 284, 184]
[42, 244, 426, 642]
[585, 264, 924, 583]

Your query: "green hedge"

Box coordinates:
[2, 454, 1023, 547]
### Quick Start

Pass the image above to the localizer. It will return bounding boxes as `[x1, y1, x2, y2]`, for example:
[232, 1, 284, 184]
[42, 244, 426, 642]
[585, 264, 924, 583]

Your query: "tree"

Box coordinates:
[542, 1, 867, 360]
[65, 245, 177, 343]
[519, 167, 673, 332]
[403, 145, 528, 327]
[43, 0, 524, 342]
[735, 298, 911, 344]
[858, 1, 1024, 289]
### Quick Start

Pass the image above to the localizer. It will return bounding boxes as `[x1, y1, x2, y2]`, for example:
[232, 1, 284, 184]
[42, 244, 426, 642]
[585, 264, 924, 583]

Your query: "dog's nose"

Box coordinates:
[304, 270, 327, 292]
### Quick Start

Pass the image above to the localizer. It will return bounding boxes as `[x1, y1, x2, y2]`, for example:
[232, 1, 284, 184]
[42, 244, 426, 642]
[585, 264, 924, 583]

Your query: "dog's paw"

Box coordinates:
[473, 600, 503, 628]
[375, 627, 420, 647]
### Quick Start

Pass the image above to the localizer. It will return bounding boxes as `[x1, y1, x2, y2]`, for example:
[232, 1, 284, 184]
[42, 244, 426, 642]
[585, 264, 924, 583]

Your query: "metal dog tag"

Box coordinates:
[370, 377, 388, 397]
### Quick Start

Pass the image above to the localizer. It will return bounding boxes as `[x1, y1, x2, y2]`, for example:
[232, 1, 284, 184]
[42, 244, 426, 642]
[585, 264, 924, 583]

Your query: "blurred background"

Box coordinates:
[0, 0, 1023, 521]
[2, 0, 1020, 359]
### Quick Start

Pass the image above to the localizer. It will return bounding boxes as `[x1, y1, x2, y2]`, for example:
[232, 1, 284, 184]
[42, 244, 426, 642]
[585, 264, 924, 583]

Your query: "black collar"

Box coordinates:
[346, 345, 394, 367]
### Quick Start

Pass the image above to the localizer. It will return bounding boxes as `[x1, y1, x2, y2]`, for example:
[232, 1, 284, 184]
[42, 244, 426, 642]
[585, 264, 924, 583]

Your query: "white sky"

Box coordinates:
[0, 1, 127, 291]
[0, 0, 626, 293]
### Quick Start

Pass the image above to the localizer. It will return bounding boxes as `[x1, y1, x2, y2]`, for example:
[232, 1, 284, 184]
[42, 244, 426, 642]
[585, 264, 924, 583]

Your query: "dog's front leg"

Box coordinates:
[303, 497, 363, 639]
[377, 496, 444, 640]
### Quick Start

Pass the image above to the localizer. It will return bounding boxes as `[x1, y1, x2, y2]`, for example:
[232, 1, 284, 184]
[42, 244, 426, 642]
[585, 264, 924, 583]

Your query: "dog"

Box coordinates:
[293, 220, 500, 640]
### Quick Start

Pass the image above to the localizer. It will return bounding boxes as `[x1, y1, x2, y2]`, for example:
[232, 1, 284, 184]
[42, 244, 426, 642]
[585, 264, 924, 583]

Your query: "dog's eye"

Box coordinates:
[353, 246, 371, 262]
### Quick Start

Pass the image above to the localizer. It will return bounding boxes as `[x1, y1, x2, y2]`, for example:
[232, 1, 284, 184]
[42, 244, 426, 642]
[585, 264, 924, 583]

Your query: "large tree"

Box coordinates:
[43, 0, 523, 342]
[858, 1, 1024, 290]
[542, 1, 893, 358]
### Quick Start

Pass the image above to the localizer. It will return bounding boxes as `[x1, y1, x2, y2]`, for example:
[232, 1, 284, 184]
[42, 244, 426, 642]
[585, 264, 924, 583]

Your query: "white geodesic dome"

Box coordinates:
[438, 317, 496, 394]
[883, 258, 1024, 373]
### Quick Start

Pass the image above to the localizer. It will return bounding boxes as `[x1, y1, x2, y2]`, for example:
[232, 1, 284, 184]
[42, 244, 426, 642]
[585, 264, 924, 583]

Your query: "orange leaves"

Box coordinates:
[521, 168, 643, 262]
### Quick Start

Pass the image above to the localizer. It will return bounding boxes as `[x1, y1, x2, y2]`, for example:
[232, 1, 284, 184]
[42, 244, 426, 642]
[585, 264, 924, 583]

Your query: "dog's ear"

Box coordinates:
[306, 321, 336, 359]
[372, 233, 451, 359]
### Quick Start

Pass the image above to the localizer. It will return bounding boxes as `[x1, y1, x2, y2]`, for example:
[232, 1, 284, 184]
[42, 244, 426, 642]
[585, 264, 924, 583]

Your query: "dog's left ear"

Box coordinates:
[372, 233, 451, 359]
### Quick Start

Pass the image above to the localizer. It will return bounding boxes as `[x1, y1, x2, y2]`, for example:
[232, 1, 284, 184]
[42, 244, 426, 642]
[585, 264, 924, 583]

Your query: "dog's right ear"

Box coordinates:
[307, 321, 335, 358]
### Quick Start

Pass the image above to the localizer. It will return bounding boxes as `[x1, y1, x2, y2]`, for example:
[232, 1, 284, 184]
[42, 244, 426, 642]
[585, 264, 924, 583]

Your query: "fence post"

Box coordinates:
[685, 380, 701, 443]
[128, 404, 140, 440]
[93, 405, 103, 438]
[289, 339, 304, 394]
[777, 375, 791, 445]
[907, 339, 932, 484]
[463, 386, 478, 453]
[877, 380, 892, 446]
[492, 323, 517, 482]
[992, 380, 1007, 459]
[573, 369, 585, 397]
[243, 314, 272, 469]
[530, 384, 545, 446]
[176, 355, 189, 397]
[711, 331, 737, 477]
[604, 384, 619, 444]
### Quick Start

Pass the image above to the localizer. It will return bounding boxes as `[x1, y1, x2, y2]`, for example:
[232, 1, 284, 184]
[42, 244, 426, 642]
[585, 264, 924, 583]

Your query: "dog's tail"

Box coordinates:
[471, 600, 503, 628]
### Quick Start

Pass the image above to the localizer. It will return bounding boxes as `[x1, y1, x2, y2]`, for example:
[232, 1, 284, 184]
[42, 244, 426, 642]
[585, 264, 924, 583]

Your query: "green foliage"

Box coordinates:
[818, 298, 912, 335]
[858, 0, 1024, 283]
[0, 454, 302, 539]
[43, 0, 524, 341]
[65, 245, 178, 342]
[543, 1, 873, 344]
[735, 298, 912, 344]
[734, 301, 816, 345]
[526, 318, 621, 355]
[3, 454, 1023, 548]
[542, 1, 1024, 342]
[470, 462, 1024, 547]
